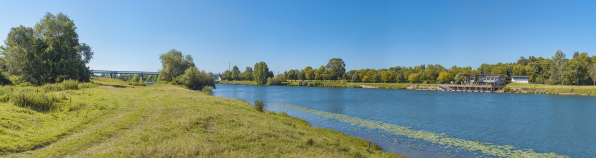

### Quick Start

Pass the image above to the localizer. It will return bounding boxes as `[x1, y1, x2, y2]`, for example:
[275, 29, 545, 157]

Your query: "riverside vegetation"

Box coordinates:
[0, 78, 404, 157]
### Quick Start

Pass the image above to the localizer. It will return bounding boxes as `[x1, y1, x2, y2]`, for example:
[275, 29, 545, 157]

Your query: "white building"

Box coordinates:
[511, 76, 529, 83]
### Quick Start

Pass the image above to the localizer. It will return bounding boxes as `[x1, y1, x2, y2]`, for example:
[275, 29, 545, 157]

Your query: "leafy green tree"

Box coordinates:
[243, 67, 253, 81]
[525, 64, 536, 83]
[325, 58, 346, 80]
[178, 66, 216, 90]
[314, 65, 325, 80]
[552, 50, 566, 84]
[437, 71, 451, 83]
[158, 49, 195, 82]
[231, 65, 241, 80]
[351, 72, 360, 82]
[1, 13, 94, 84]
[253, 62, 270, 85]
[132, 75, 140, 82]
[512, 64, 525, 76]
[408, 73, 420, 82]
[589, 63, 596, 85]
[297, 70, 306, 80]
[395, 73, 404, 81]
[491, 65, 508, 76]
[454, 73, 466, 84]
[562, 57, 589, 85]
[304, 66, 314, 80]
[222, 70, 232, 81]
[381, 71, 392, 83]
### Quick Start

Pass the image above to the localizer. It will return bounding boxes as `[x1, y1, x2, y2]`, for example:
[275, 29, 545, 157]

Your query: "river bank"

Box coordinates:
[219, 80, 596, 96]
[1, 78, 404, 157]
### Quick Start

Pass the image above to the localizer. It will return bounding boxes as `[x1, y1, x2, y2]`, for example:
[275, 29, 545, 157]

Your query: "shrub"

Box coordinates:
[348, 84, 362, 88]
[266, 75, 286, 85]
[60, 79, 80, 90]
[11, 90, 61, 112]
[177, 66, 216, 90]
[132, 75, 140, 83]
[202, 86, 213, 93]
[254, 99, 265, 112]
[9, 76, 22, 85]
[127, 82, 147, 86]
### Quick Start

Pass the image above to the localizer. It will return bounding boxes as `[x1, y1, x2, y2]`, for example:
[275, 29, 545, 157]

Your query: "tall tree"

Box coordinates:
[243, 66, 253, 81]
[253, 62, 270, 85]
[589, 63, 596, 85]
[351, 72, 360, 82]
[159, 49, 195, 82]
[324, 58, 346, 80]
[304, 66, 314, 80]
[436, 71, 451, 83]
[552, 50, 566, 84]
[408, 73, 420, 82]
[1, 13, 94, 84]
[231, 65, 241, 81]
[381, 71, 392, 83]
[491, 65, 508, 76]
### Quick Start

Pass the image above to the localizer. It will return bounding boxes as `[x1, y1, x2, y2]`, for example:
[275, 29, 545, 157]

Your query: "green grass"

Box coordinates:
[1, 78, 404, 157]
[505, 83, 596, 95]
[219, 80, 256, 85]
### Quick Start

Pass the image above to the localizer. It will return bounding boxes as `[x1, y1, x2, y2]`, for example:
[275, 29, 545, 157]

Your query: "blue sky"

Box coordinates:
[1, 0, 595, 74]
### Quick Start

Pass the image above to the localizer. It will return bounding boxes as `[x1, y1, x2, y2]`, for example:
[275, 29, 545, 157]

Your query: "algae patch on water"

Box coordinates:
[268, 103, 569, 158]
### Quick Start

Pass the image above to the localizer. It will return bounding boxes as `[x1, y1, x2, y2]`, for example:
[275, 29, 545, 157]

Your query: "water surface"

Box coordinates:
[213, 84, 596, 157]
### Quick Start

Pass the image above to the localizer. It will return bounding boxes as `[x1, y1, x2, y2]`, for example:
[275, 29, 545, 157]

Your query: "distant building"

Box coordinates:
[459, 74, 507, 85]
[510, 76, 529, 83]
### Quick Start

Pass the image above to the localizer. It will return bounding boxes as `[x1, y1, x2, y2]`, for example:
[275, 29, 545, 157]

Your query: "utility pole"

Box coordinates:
[229, 62, 230, 71]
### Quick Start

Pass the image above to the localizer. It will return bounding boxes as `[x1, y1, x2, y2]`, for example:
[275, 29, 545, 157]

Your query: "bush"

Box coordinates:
[254, 99, 265, 112]
[60, 79, 80, 90]
[9, 76, 22, 85]
[10, 90, 61, 112]
[177, 66, 215, 90]
[132, 75, 140, 83]
[266, 75, 286, 85]
[127, 82, 147, 86]
[348, 84, 362, 88]
[203, 86, 213, 93]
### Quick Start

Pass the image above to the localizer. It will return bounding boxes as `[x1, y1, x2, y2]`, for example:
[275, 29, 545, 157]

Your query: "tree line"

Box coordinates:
[221, 51, 596, 85]
[0, 13, 94, 85]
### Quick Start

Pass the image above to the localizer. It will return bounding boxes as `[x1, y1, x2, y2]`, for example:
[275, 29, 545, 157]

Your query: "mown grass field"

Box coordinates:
[1, 78, 404, 157]
[505, 83, 596, 95]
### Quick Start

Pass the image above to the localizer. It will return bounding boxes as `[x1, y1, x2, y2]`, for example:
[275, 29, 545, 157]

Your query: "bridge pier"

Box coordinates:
[140, 74, 143, 82]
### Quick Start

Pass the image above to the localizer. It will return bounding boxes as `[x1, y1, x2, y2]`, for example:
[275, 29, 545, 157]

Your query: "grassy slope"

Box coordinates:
[1, 78, 404, 158]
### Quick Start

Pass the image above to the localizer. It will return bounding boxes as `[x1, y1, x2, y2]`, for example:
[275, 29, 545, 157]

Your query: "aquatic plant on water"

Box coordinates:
[268, 103, 569, 158]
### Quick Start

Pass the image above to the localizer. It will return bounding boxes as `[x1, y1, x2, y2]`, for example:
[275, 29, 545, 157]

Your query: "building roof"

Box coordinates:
[511, 76, 529, 78]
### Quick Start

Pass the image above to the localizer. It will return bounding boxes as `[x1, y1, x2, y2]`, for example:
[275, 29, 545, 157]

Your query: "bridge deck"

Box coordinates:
[92, 70, 159, 75]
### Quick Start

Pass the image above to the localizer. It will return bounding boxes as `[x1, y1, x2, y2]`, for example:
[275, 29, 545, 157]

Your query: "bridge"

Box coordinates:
[92, 70, 159, 82]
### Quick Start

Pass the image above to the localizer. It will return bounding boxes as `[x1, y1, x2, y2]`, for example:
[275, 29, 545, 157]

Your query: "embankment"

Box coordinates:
[1, 78, 404, 157]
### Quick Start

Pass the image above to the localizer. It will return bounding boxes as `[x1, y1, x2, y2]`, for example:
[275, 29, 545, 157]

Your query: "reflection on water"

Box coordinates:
[213, 84, 595, 157]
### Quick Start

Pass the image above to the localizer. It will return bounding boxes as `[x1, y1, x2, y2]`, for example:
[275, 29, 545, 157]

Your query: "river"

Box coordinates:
[212, 84, 595, 157]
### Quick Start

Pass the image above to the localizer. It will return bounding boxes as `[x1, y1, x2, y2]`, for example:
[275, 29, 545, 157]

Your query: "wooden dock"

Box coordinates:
[438, 84, 505, 92]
